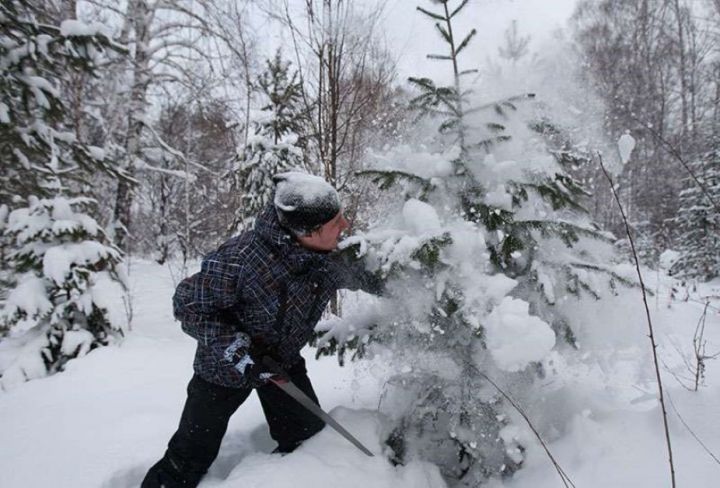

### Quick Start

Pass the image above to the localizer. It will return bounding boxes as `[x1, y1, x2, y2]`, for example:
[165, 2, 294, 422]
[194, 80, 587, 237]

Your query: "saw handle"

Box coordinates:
[262, 356, 291, 383]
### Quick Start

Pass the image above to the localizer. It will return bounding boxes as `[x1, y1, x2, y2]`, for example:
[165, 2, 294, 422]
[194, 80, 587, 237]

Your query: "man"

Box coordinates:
[142, 172, 381, 488]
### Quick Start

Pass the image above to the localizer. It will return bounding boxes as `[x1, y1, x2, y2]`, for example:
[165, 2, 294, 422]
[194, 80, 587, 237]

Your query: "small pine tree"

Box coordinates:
[498, 20, 530, 64]
[319, 1, 628, 484]
[0, 196, 127, 389]
[234, 50, 307, 230]
[670, 149, 720, 281]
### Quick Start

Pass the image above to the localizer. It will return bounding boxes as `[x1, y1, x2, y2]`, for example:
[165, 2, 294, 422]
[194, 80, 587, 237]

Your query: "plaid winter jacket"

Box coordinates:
[173, 205, 381, 388]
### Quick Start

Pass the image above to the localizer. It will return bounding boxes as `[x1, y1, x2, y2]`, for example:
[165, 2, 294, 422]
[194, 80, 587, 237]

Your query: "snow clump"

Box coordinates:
[484, 296, 556, 371]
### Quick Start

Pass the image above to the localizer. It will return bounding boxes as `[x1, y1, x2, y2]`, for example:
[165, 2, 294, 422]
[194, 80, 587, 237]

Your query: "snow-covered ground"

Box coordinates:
[1, 261, 719, 487]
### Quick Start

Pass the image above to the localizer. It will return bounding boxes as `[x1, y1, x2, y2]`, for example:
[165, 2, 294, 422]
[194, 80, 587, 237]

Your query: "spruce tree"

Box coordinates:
[670, 149, 720, 280]
[319, 1, 629, 484]
[0, 0, 129, 388]
[0, 0, 126, 205]
[0, 196, 127, 388]
[234, 50, 307, 230]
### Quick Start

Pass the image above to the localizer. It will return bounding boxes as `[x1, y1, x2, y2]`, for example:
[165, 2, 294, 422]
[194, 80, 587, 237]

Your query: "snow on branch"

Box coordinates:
[140, 117, 213, 175]
[134, 158, 196, 182]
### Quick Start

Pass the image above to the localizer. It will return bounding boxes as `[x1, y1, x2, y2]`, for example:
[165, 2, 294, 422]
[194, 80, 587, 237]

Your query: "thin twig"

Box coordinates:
[692, 302, 710, 391]
[597, 152, 676, 488]
[467, 364, 577, 488]
[676, 295, 720, 313]
[660, 353, 696, 392]
[666, 392, 720, 466]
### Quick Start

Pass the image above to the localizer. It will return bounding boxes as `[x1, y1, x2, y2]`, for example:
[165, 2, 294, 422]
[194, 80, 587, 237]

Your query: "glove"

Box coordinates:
[222, 333, 278, 383]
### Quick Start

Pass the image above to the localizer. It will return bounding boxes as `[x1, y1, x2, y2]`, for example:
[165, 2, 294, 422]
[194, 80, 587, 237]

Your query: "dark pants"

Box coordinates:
[141, 360, 325, 487]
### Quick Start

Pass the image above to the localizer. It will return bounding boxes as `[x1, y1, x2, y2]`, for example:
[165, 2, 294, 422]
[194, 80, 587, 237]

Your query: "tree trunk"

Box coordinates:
[672, 0, 689, 139]
[113, 0, 152, 251]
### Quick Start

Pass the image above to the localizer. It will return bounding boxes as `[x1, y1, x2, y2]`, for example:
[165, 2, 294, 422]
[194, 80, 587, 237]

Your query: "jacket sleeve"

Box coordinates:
[173, 251, 246, 346]
[328, 252, 384, 295]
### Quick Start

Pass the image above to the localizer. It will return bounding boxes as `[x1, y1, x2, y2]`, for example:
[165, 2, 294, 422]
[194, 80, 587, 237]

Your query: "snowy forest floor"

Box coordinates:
[1, 260, 719, 488]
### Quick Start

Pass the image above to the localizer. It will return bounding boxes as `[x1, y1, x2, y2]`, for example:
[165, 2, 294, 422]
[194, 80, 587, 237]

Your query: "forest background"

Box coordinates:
[3, 0, 717, 272]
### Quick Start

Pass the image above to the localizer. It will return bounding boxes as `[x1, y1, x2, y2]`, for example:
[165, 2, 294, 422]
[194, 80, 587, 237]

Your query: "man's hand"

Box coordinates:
[222, 333, 279, 383]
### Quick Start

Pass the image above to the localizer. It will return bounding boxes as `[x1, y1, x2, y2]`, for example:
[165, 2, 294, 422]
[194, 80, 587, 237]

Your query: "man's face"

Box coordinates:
[297, 211, 350, 252]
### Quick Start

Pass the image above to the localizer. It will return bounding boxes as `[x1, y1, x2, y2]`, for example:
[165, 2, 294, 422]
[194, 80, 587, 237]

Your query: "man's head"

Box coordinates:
[273, 171, 348, 251]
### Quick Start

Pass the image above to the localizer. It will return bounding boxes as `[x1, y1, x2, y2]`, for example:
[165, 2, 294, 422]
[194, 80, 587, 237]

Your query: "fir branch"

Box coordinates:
[566, 261, 640, 290]
[357, 169, 435, 197]
[465, 93, 536, 116]
[513, 179, 589, 213]
[486, 122, 506, 133]
[407, 76, 436, 91]
[427, 53, 453, 61]
[408, 79, 461, 118]
[438, 117, 460, 134]
[416, 6, 445, 22]
[465, 201, 513, 230]
[518, 220, 612, 245]
[537, 258, 640, 292]
[435, 23, 452, 43]
[555, 174, 593, 198]
[529, 119, 562, 138]
[471, 135, 512, 152]
[576, 277, 602, 300]
[553, 319, 579, 348]
[411, 233, 453, 272]
[450, 0, 471, 18]
[454, 28, 477, 55]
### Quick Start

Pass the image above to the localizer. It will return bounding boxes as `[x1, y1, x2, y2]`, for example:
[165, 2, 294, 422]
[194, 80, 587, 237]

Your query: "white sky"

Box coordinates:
[379, 0, 579, 82]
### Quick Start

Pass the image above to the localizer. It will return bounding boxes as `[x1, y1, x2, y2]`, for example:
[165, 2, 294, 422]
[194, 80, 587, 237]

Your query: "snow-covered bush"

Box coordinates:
[0, 196, 127, 389]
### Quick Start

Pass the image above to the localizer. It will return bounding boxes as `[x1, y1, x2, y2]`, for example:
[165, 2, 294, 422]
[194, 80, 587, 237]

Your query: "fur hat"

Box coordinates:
[273, 172, 340, 235]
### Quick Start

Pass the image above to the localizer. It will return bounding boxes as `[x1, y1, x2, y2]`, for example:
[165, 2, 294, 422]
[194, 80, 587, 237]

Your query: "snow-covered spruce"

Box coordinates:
[670, 149, 720, 281]
[233, 50, 307, 231]
[315, 1, 631, 485]
[0, 196, 128, 390]
[0, 1, 126, 206]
